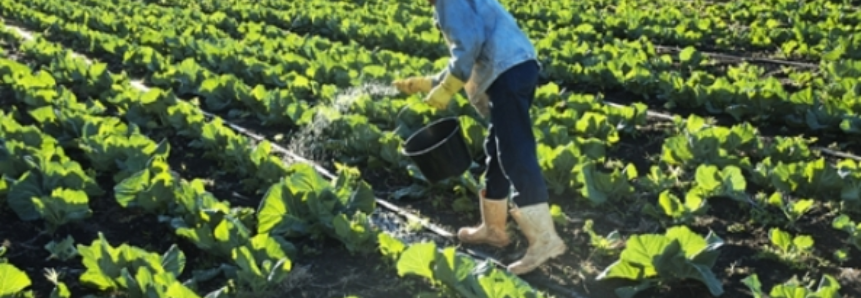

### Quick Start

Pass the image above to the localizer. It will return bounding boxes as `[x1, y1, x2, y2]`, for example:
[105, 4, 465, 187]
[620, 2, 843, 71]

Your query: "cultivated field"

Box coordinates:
[1, 0, 861, 297]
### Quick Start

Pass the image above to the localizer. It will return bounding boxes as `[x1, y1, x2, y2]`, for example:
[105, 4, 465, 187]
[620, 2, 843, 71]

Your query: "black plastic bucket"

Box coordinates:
[401, 117, 472, 183]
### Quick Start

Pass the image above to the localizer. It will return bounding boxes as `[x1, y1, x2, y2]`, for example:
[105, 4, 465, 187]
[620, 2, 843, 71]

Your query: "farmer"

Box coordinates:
[392, 0, 566, 275]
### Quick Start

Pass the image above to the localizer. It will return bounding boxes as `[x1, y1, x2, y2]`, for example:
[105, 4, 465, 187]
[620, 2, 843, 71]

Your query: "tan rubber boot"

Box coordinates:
[457, 190, 511, 248]
[507, 203, 567, 275]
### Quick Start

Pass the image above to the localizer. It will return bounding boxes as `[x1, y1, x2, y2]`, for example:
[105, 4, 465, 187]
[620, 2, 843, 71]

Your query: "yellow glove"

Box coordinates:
[393, 76, 432, 95]
[424, 74, 465, 110]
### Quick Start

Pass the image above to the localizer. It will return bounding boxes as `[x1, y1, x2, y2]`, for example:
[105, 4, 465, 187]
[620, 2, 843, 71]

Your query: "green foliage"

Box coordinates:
[44, 235, 78, 262]
[77, 232, 190, 293]
[583, 219, 624, 257]
[596, 226, 725, 298]
[2, 0, 861, 297]
[576, 161, 638, 205]
[6, 149, 98, 231]
[227, 234, 292, 292]
[384, 239, 546, 298]
[760, 228, 815, 268]
[114, 158, 179, 214]
[832, 214, 861, 251]
[743, 273, 842, 298]
[0, 263, 32, 297]
[257, 163, 378, 253]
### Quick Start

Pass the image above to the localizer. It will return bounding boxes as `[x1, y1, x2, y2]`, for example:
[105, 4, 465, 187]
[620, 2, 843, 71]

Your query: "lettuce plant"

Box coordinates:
[596, 225, 725, 298]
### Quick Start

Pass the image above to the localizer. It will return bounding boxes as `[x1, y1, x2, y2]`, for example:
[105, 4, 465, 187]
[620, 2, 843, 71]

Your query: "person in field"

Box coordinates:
[392, 0, 566, 275]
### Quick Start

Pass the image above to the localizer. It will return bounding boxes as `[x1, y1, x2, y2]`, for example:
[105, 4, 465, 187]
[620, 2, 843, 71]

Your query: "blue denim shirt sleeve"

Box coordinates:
[434, 0, 485, 82]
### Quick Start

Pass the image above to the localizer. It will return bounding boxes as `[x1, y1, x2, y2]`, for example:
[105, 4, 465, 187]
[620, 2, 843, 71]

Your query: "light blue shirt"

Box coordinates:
[431, 0, 539, 111]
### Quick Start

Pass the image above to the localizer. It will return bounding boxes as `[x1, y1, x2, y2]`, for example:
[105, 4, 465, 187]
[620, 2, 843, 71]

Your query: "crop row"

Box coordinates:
[7, 0, 861, 213]
[0, 22, 542, 297]
[245, 0, 861, 61]
[55, 0, 860, 152]
[3, 0, 861, 295]
[190, 0, 861, 138]
[500, 0, 861, 61]
[7, 0, 662, 198]
[8, 0, 447, 123]
[1, 26, 319, 296]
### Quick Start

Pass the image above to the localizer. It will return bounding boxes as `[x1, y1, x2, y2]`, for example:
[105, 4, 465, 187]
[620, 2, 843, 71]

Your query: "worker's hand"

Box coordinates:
[393, 76, 432, 95]
[424, 74, 464, 110]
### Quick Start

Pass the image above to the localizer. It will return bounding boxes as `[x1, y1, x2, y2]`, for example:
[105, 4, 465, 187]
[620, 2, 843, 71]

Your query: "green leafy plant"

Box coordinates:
[256, 163, 377, 254]
[76, 232, 190, 293]
[44, 235, 78, 262]
[5, 145, 101, 232]
[0, 263, 32, 297]
[583, 219, 623, 257]
[657, 164, 748, 222]
[596, 225, 725, 298]
[657, 189, 707, 223]
[44, 268, 71, 298]
[661, 115, 757, 169]
[385, 239, 545, 298]
[576, 161, 638, 205]
[832, 214, 861, 251]
[78, 124, 170, 183]
[120, 266, 201, 298]
[637, 165, 680, 194]
[760, 228, 815, 268]
[754, 158, 843, 200]
[332, 212, 379, 255]
[763, 192, 815, 226]
[686, 164, 748, 203]
[742, 273, 842, 298]
[113, 158, 179, 214]
[172, 205, 256, 260]
[226, 234, 293, 293]
[536, 140, 597, 196]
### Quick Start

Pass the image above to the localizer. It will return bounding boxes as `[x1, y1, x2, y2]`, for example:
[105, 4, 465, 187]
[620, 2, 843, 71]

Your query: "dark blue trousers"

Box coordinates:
[482, 60, 548, 207]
